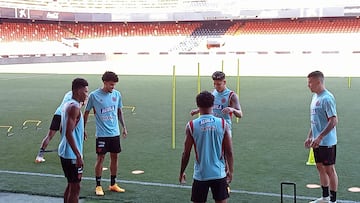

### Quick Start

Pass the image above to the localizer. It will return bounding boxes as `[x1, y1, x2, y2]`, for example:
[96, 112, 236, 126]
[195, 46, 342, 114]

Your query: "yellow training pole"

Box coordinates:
[221, 60, 224, 72]
[172, 65, 176, 149]
[197, 62, 201, 94]
[236, 58, 240, 123]
[348, 76, 351, 88]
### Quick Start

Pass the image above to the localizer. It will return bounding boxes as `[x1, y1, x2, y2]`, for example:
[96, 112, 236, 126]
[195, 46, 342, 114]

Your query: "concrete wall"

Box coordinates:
[0, 53, 106, 65]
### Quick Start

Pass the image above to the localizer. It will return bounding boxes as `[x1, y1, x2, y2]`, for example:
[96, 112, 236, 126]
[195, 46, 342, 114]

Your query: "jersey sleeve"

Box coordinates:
[85, 93, 94, 111]
[323, 96, 337, 118]
[117, 91, 123, 109]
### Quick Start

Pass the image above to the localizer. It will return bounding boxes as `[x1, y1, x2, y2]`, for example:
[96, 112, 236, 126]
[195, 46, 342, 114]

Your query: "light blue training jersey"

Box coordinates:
[54, 91, 73, 115]
[58, 99, 84, 159]
[212, 88, 234, 128]
[188, 114, 226, 181]
[310, 89, 337, 146]
[85, 88, 122, 137]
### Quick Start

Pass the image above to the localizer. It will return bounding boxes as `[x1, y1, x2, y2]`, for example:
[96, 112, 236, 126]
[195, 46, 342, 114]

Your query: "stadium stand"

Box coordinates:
[3, 18, 360, 42]
[0, 22, 72, 42]
[2, 17, 360, 55]
[0, 0, 182, 10]
[235, 18, 360, 35]
[63, 22, 201, 38]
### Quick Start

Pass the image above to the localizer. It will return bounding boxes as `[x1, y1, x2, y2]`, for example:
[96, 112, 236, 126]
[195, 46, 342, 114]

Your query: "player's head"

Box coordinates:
[212, 71, 226, 92]
[102, 71, 119, 93]
[72, 78, 89, 103]
[196, 91, 214, 110]
[307, 70, 325, 93]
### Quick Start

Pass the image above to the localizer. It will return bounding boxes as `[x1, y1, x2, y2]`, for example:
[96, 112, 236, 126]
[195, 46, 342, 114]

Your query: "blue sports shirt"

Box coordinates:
[310, 89, 337, 146]
[58, 99, 84, 159]
[188, 114, 226, 181]
[212, 88, 234, 128]
[85, 88, 122, 137]
[54, 91, 73, 115]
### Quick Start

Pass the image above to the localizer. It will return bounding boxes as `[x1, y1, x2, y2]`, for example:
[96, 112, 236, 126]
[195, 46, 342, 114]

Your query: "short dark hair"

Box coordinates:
[212, 71, 225, 81]
[72, 78, 88, 91]
[102, 71, 119, 82]
[307, 70, 324, 78]
[196, 91, 214, 108]
[308, 71, 324, 82]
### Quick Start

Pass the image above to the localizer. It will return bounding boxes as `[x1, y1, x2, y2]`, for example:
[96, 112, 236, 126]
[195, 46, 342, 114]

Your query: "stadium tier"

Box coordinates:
[0, 0, 184, 10]
[2, 18, 360, 42]
[0, 21, 203, 42]
[2, 17, 360, 56]
[237, 18, 360, 35]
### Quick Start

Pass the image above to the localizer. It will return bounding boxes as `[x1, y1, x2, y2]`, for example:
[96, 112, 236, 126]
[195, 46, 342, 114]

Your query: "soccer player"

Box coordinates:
[305, 71, 338, 203]
[84, 71, 128, 196]
[58, 78, 88, 203]
[180, 90, 234, 203]
[35, 90, 72, 163]
[190, 71, 242, 191]
[190, 71, 243, 131]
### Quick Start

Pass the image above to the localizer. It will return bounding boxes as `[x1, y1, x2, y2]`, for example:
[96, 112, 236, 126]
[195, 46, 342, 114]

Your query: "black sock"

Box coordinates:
[330, 190, 336, 202]
[111, 175, 116, 186]
[322, 186, 329, 198]
[96, 176, 101, 186]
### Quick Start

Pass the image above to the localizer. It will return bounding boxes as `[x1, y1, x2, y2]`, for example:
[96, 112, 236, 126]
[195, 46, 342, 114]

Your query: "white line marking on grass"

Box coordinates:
[0, 170, 358, 203]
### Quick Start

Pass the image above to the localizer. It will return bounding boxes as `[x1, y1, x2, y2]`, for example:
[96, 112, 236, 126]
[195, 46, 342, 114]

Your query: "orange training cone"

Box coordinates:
[306, 148, 316, 165]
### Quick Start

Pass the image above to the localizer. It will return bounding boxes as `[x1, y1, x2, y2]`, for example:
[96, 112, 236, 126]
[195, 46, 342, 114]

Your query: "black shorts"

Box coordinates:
[96, 136, 121, 154]
[313, 145, 336, 165]
[60, 157, 83, 183]
[191, 177, 229, 202]
[49, 115, 61, 131]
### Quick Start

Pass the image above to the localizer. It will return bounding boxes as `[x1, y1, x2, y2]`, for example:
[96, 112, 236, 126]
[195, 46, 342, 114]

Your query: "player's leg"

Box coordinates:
[60, 157, 82, 203]
[66, 164, 82, 203]
[35, 115, 61, 163]
[108, 136, 125, 192]
[325, 165, 338, 203]
[211, 178, 230, 203]
[109, 152, 118, 183]
[310, 147, 331, 203]
[67, 182, 81, 203]
[324, 145, 337, 203]
[95, 154, 105, 182]
[64, 184, 70, 203]
[191, 179, 210, 203]
[40, 130, 57, 150]
[95, 137, 106, 196]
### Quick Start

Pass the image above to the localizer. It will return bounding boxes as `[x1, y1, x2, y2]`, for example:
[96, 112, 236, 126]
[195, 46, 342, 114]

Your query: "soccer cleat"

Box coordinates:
[109, 184, 125, 193]
[35, 156, 45, 163]
[309, 196, 330, 203]
[95, 186, 104, 196]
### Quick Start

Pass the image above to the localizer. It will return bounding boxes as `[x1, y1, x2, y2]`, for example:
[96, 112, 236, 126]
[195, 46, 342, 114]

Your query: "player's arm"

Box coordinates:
[83, 110, 90, 140]
[190, 108, 200, 116]
[229, 93, 243, 118]
[319, 116, 338, 138]
[117, 108, 127, 138]
[304, 128, 313, 148]
[223, 123, 234, 183]
[311, 116, 338, 148]
[179, 123, 194, 183]
[82, 94, 93, 140]
[83, 110, 90, 127]
[65, 104, 83, 167]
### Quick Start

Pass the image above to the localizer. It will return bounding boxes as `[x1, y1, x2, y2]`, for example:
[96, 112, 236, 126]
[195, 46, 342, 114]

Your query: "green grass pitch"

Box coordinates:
[0, 73, 359, 203]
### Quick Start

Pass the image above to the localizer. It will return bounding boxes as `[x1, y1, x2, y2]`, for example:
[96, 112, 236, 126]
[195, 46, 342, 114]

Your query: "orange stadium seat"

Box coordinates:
[232, 18, 360, 35]
[2, 18, 360, 43]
